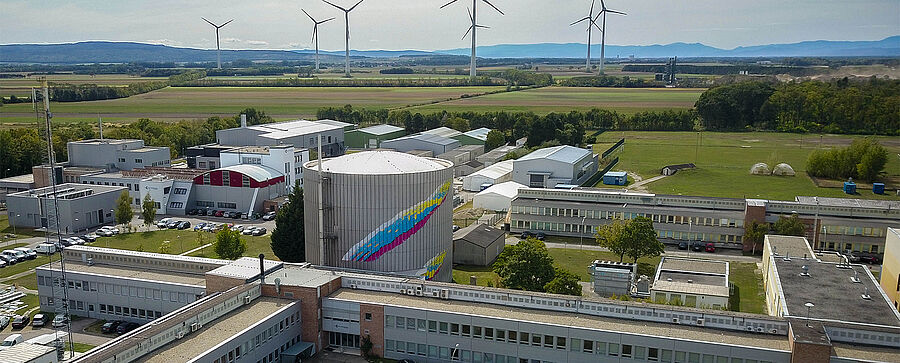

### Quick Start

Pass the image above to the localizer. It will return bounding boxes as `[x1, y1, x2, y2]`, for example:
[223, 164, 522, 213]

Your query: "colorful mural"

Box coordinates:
[419, 250, 447, 281]
[342, 180, 452, 262]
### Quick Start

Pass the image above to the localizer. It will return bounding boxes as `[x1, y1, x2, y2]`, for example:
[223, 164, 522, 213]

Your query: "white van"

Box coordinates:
[0, 334, 22, 351]
[35, 243, 57, 255]
[12, 247, 36, 260]
[156, 218, 172, 229]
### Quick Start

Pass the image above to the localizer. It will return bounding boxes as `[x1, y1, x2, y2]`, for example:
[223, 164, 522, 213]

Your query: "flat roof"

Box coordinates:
[421, 126, 462, 138]
[328, 289, 790, 351]
[70, 138, 140, 145]
[387, 133, 459, 146]
[517, 145, 591, 164]
[207, 257, 283, 281]
[653, 272, 729, 297]
[129, 147, 166, 153]
[48, 261, 207, 287]
[310, 151, 453, 175]
[772, 257, 900, 327]
[0, 342, 56, 360]
[832, 342, 900, 362]
[137, 297, 290, 363]
[462, 127, 491, 141]
[794, 196, 900, 210]
[766, 235, 815, 260]
[661, 258, 728, 275]
[358, 124, 404, 135]
[269, 264, 341, 288]
[0, 173, 34, 185]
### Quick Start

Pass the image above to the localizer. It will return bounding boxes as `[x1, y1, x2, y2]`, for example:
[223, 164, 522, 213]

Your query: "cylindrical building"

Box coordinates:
[303, 151, 454, 281]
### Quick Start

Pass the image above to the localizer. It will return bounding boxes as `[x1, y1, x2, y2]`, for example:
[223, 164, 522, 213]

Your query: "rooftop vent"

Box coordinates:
[800, 265, 810, 277]
[666, 278, 673, 282]
[850, 270, 861, 284]
[687, 279, 693, 284]
[861, 287, 871, 300]
[782, 252, 792, 262]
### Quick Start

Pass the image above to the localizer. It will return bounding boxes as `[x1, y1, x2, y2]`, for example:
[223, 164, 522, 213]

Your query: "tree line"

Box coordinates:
[622, 64, 823, 77]
[695, 78, 899, 135]
[559, 75, 659, 88]
[807, 138, 888, 183]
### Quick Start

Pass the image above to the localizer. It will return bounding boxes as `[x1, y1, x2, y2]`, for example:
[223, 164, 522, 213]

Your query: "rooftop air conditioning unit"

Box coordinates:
[406, 289, 415, 296]
[350, 284, 357, 289]
[175, 331, 185, 339]
[440, 289, 450, 299]
[769, 328, 778, 334]
[672, 318, 680, 324]
[190, 322, 199, 332]
[432, 291, 439, 297]
[756, 327, 765, 333]
[399, 289, 406, 294]
[244, 295, 251, 305]
[415, 289, 423, 296]
[696, 318, 704, 326]
[746, 326, 755, 332]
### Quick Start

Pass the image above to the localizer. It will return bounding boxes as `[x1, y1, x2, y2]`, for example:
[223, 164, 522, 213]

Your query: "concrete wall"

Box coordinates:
[80, 174, 142, 207]
[216, 127, 345, 157]
[881, 228, 900, 310]
[67, 140, 170, 171]
[346, 129, 406, 149]
[7, 184, 126, 234]
[452, 238, 503, 266]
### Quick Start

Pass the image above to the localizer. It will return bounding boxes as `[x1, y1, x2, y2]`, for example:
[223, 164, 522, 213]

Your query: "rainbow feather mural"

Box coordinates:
[419, 250, 447, 281]
[342, 180, 451, 262]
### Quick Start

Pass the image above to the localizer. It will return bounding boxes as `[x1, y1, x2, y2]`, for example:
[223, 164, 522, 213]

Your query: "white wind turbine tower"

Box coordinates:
[441, 0, 504, 79]
[597, 0, 626, 73]
[201, 17, 234, 69]
[571, 0, 603, 73]
[302, 9, 335, 72]
[322, 0, 364, 78]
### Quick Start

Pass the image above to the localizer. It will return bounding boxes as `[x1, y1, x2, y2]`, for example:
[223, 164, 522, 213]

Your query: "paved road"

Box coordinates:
[0, 316, 112, 347]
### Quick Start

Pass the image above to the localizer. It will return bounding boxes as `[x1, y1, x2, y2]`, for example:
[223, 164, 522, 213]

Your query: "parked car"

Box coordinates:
[842, 251, 861, 262]
[859, 255, 880, 264]
[166, 220, 180, 229]
[31, 314, 47, 327]
[69, 237, 85, 245]
[251, 227, 267, 236]
[677, 241, 689, 250]
[187, 209, 198, 215]
[197, 209, 208, 216]
[0, 334, 22, 351]
[520, 231, 533, 239]
[242, 227, 256, 235]
[116, 322, 140, 335]
[15, 247, 38, 260]
[11, 315, 29, 329]
[176, 221, 191, 230]
[79, 234, 97, 243]
[0, 316, 9, 330]
[99, 226, 120, 235]
[156, 218, 172, 228]
[262, 211, 277, 221]
[705, 243, 716, 253]
[51, 315, 68, 328]
[0, 255, 17, 266]
[691, 242, 705, 252]
[101, 320, 123, 333]
[0, 260, 6, 269]
[3, 250, 25, 263]
[231, 212, 243, 219]
[535, 232, 546, 241]
[35, 243, 57, 255]
[452, 225, 460, 232]
[95, 229, 113, 237]
[194, 222, 207, 231]
[215, 210, 225, 217]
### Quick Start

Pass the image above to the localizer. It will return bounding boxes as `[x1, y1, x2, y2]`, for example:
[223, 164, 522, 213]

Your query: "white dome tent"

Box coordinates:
[750, 163, 770, 175]
[772, 163, 796, 176]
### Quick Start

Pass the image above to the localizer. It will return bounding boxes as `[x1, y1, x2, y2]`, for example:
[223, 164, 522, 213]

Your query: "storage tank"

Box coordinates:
[304, 151, 454, 281]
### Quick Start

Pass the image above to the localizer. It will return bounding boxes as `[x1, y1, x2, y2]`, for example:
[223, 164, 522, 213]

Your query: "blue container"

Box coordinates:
[873, 183, 885, 195]
[603, 171, 628, 186]
[843, 181, 856, 194]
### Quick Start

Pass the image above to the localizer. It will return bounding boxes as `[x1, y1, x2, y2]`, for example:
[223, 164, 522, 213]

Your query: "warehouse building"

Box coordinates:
[881, 227, 900, 309]
[421, 126, 462, 139]
[304, 151, 455, 281]
[651, 257, 730, 309]
[452, 223, 505, 266]
[215, 118, 350, 157]
[345, 124, 405, 149]
[0, 173, 34, 203]
[381, 134, 461, 156]
[512, 145, 598, 188]
[476, 145, 520, 166]
[67, 139, 171, 171]
[455, 127, 491, 145]
[6, 183, 126, 234]
[462, 159, 513, 192]
[186, 164, 287, 216]
[473, 181, 525, 212]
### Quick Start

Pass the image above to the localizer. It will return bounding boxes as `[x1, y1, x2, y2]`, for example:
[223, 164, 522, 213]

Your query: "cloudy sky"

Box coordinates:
[2, 0, 897, 51]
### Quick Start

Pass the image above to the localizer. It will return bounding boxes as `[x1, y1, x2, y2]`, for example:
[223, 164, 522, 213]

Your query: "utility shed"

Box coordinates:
[602, 171, 628, 185]
[453, 223, 506, 266]
[345, 124, 405, 149]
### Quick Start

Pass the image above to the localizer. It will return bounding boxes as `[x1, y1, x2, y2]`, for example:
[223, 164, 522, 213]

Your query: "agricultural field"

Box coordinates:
[0, 85, 506, 125]
[593, 131, 900, 201]
[0, 74, 168, 96]
[407, 86, 704, 115]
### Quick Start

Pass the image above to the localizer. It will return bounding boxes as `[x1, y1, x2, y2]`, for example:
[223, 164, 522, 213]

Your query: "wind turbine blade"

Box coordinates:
[468, 7, 474, 23]
[312, 26, 317, 43]
[322, 0, 347, 11]
[441, 0, 460, 9]
[320, 17, 336, 24]
[462, 25, 473, 40]
[201, 17, 216, 27]
[590, 0, 595, 16]
[592, 21, 603, 32]
[482, 0, 504, 15]
[475, 24, 490, 29]
[570, 16, 590, 26]
[600, 0, 606, 10]
[607, 9, 626, 15]
[348, 0, 364, 11]
[220, 19, 234, 27]
[302, 9, 316, 22]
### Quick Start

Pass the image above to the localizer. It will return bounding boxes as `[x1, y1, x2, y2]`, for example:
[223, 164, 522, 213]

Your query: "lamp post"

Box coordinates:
[74, 218, 79, 235]
[9, 214, 20, 247]
[580, 216, 587, 250]
[804, 302, 815, 328]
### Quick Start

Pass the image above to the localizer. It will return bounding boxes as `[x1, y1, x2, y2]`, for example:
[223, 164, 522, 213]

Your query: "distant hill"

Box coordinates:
[1, 37, 898, 64]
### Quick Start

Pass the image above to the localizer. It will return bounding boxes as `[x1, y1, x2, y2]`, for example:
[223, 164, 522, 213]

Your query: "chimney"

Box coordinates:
[259, 254, 266, 284]
[241, 114, 247, 128]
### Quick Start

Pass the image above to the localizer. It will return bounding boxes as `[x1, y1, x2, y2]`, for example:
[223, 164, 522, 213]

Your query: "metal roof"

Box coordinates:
[794, 196, 900, 210]
[453, 223, 505, 248]
[312, 150, 453, 175]
[213, 164, 283, 182]
[517, 145, 591, 164]
[247, 119, 351, 140]
[476, 181, 526, 199]
[358, 124, 404, 135]
[462, 127, 492, 141]
[385, 133, 459, 146]
[0, 343, 56, 361]
[468, 160, 514, 180]
[421, 126, 462, 138]
[206, 257, 283, 281]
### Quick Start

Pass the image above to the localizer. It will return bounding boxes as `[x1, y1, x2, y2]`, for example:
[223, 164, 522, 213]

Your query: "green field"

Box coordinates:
[594, 131, 900, 200]
[93, 229, 277, 260]
[1, 74, 169, 96]
[0, 85, 507, 125]
[407, 86, 704, 115]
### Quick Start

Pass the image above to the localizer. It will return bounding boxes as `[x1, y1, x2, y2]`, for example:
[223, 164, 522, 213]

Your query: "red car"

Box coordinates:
[705, 243, 716, 253]
[215, 210, 225, 217]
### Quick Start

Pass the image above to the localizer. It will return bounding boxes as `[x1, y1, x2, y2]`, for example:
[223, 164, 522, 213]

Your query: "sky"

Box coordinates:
[1, 0, 898, 51]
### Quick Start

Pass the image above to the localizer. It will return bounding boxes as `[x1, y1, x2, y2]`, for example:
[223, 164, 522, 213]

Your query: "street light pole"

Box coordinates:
[580, 216, 587, 250]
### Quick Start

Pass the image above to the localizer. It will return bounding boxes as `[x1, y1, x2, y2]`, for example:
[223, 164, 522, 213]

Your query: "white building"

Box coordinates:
[512, 145, 598, 188]
[219, 145, 308, 190]
[473, 181, 526, 212]
[215, 119, 350, 157]
[462, 160, 514, 191]
[651, 257, 730, 309]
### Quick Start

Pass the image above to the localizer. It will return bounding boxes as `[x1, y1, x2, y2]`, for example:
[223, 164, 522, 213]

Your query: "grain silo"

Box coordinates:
[304, 150, 454, 281]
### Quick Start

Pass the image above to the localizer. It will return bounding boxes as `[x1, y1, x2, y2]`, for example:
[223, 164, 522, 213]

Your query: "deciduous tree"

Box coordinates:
[140, 194, 156, 230]
[543, 268, 582, 296]
[744, 221, 770, 255]
[492, 238, 555, 292]
[214, 228, 247, 260]
[773, 214, 806, 237]
[115, 191, 133, 227]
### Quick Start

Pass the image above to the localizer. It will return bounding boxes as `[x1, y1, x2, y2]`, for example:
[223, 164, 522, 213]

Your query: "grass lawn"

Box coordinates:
[594, 131, 900, 201]
[21, 293, 39, 318]
[728, 262, 766, 314]
[98, 229, 277, 260]
[452, 265, 499, 287]
[70, 342, 97, 353]
[0, 86, 506, 125]
[0, 253, 58, 279]
[408, 87, 704, 115]
[1, 214, 44, 240]
[7, 272, 37, 290]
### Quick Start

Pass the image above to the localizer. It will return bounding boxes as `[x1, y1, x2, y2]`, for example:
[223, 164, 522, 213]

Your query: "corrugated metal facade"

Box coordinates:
[304, 159, 454, 282]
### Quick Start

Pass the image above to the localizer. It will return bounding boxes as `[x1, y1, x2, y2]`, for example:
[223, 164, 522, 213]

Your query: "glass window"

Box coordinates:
[417, 319, 426, 332]
[609, 343, 620, 356]
[519, 331, 529, 344]
[439, 322, 448, 334]
[556, 336, 566, 350]
[622, 344, 633, 358]
[428, 320, 437, 332]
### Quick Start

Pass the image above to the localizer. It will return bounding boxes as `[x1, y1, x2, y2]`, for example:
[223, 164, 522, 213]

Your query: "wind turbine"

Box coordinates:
[596, 0, 625, 73]
[201, 17, 234, 69]
[302, 9, 335, 72]
[322, 0, 364, 78]
[571, 0, 603, 73]
[441, 0, 504, 79]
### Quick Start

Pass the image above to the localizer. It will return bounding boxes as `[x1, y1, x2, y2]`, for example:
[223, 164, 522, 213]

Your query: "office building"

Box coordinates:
[0, 173, 34, 203]
[215, 119, 350, 157]
[6, 183, 126, 234]
[184, 144, 236, 170]
[66, 139, 171, 171]
[345, 124, 406, 149]
[512, 145, 599, 188]
[651, 257, 730, 309]
[881, 227, 900, 310]
[304, 151, 454, 281]
[219, 145, 308, 190]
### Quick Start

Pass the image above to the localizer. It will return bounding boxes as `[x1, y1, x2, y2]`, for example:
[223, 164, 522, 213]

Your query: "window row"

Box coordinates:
[99, 304, 162, 319]
[511, 206, 744, 228]
[213, 311, 300, 363]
